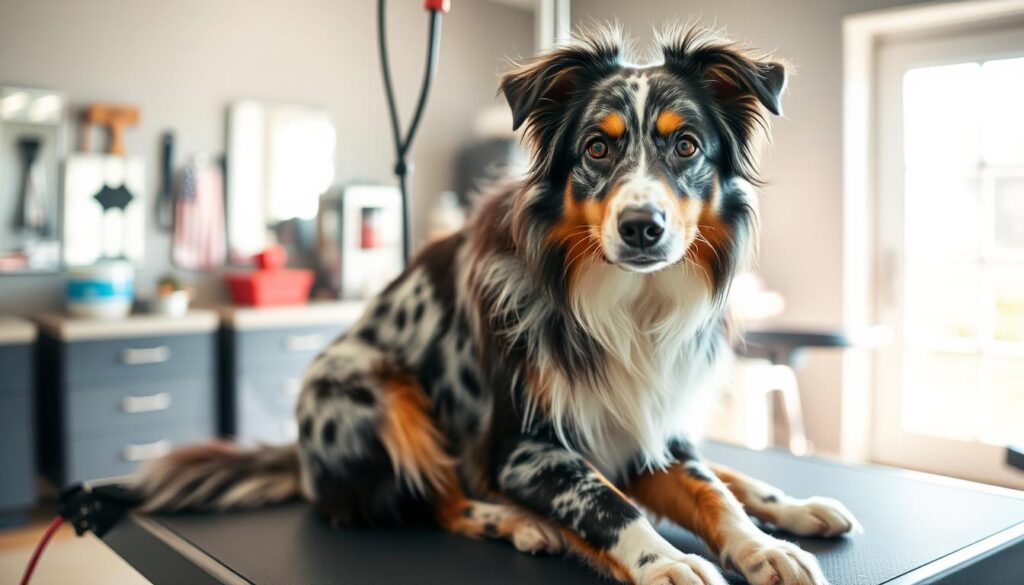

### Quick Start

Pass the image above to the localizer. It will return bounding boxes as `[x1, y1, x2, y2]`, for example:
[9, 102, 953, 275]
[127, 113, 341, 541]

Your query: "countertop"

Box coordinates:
[0, 314, 36, 345]
[213, 301, 366, 330]
[36, 309, 220, 341]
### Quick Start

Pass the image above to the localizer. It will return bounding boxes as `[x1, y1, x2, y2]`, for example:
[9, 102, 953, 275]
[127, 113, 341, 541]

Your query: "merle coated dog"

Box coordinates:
[137, 25, 859, 585]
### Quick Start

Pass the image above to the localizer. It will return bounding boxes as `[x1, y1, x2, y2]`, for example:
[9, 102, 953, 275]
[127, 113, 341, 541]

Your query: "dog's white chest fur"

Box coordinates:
[548, 262, 729, 477]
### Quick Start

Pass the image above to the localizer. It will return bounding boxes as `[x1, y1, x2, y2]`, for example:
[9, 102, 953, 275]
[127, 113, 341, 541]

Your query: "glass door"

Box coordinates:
[873, 23, 1024, 487]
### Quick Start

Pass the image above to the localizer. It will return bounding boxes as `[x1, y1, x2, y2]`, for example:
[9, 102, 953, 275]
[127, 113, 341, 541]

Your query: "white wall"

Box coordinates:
[571, 0, 948, 455]
[0, 0, 533, 314]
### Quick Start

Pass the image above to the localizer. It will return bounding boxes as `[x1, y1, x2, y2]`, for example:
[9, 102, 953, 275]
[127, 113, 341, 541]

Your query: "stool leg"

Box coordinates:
[771, 364, 809, 455]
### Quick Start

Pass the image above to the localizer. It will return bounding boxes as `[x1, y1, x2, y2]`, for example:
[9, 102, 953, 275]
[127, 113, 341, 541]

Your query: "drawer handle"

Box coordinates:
[121, 346, 171, 365]
[121, 392, 172, 414]
[122, 439, 172, 462]
[283, 334, 326, 353]
[283, 378, 302, 397]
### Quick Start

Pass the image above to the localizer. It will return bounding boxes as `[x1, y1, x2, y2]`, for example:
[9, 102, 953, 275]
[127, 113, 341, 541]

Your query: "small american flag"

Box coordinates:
[173, 159, 226, 270]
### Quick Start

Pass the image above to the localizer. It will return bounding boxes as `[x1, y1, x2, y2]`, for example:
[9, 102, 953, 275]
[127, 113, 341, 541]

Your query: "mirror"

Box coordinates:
[0, 86, 66, 273]
[225, 101, 336, 266]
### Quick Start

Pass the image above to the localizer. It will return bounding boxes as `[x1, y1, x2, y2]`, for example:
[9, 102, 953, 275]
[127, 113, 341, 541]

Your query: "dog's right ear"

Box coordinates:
[500, 28, 623, 133]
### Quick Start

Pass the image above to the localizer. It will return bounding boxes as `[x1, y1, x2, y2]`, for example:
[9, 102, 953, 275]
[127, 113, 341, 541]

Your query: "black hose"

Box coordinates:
[377, 1, 444, 264]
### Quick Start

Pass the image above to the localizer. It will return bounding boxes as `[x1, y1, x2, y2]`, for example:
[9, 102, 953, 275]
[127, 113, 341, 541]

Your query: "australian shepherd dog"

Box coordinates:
[137, 25, 859, 585]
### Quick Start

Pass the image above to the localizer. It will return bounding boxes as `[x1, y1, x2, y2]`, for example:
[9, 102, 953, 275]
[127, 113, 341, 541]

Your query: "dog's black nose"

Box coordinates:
[617, 206, 665, 249]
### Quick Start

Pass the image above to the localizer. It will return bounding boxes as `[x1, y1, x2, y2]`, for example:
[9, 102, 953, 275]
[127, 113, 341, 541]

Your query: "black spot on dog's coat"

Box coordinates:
[509, 449, 534, 468]
[358, 327, 378, 345]
[347, 386, 376, 407]
[684, 463, 715, 483]
[637, 553, 658, 568]
[300, 417, 313, 442]
[459, 367, 481, 398]
[395, 308, 407, 331]
[322, 420, 337, 445]
[434, 390, 454, 418]
[413, 302, 425, 323]
[464, 415, 479, 435]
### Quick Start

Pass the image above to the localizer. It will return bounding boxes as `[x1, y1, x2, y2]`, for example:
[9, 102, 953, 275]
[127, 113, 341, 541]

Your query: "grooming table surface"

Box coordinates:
[101, 443, 1024, 584]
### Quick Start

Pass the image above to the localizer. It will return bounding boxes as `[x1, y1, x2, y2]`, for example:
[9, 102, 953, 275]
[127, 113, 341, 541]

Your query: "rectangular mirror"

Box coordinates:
[0, 86, 66, 273]
[225, 101, 336, 266]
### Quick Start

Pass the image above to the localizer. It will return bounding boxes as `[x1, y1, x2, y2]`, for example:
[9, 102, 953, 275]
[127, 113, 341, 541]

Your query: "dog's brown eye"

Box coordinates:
[675, 137, 697, 158]
[587, 140, 608, 160]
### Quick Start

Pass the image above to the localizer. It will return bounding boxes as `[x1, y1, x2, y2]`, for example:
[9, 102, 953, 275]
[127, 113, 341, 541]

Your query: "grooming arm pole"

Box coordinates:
[377, 0, 448, 264]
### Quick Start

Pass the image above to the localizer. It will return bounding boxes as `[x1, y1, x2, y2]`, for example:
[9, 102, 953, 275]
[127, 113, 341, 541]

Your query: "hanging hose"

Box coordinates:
[18, 516, 64, 585]
[377, 0, 449, 263]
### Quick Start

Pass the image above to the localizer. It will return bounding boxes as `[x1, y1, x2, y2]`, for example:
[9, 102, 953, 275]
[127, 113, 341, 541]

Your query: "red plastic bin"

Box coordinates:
[225, 269, 313, 306]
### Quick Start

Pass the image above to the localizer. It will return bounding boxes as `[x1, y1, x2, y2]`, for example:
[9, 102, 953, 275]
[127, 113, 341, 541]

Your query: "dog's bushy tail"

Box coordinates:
[133, 441, 301, 512]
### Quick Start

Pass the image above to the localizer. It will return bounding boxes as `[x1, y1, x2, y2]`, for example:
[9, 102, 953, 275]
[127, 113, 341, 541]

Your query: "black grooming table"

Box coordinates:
[100, 443, 1024, 584]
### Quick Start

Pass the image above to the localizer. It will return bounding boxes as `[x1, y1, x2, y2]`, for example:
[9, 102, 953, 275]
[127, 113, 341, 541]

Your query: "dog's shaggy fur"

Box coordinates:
[136, 25, 859, 585]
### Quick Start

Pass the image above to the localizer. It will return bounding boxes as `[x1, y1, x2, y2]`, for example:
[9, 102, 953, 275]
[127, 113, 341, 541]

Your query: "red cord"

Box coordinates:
[19, 516, 65, 585]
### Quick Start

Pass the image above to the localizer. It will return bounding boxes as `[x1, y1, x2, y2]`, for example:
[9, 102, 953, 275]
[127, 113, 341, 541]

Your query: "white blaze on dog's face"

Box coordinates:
[502, 28, 786, 293]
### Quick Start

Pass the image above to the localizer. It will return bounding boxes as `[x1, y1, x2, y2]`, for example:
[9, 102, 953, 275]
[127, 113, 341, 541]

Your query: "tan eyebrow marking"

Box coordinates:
[598, 112, 626, 138]
[656, 110, 685, 135]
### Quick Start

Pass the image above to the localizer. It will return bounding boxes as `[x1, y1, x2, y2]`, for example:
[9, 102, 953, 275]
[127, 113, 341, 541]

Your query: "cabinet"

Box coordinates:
[218, 302, 363, 445]
[36, 311, 219, 484]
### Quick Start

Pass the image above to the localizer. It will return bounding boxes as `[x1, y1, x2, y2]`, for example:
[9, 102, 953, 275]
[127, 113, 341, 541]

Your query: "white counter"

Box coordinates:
[0, 314, 37, 345]
[213, 301, 367, 330]
[36, 309, 220, 341]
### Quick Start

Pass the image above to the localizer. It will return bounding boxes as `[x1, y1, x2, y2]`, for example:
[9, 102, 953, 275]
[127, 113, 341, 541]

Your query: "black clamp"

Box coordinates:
[58, 482, 143, 538]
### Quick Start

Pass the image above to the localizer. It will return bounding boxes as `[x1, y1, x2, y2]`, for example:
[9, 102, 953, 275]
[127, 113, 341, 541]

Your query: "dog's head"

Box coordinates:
[502, 25, 785, 299]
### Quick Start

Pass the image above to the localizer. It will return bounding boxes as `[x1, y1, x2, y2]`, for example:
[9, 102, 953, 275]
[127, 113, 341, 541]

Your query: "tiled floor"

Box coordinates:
[0, 517, 150, 585]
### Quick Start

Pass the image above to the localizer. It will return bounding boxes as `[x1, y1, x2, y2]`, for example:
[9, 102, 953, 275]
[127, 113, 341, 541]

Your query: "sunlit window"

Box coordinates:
[900, 56, 1024, 447]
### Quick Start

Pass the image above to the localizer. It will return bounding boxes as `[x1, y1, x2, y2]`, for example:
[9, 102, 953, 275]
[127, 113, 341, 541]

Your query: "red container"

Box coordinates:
[254, 246, 287, 270]
[225, 269, 314, 306]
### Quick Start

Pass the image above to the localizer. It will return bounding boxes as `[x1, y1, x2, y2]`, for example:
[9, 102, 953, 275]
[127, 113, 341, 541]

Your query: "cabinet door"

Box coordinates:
[64, 333, 214, 383]
[0, 394, 34, 510]
[67, 422, 213, 482]
[237, 373, 303, 445]
[67, 375, 215, 436]
[0, 344, 30, 397]
[234, 326, 342, 372]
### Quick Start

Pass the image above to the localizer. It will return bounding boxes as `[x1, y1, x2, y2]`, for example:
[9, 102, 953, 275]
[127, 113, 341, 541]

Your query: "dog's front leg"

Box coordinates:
[709, 463, 859, 538]
[497, 437, 727, 585]
[627, 440, 832, 585]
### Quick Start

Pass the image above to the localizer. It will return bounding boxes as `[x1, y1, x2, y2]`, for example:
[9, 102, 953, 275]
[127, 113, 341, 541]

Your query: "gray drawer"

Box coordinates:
[67, 422, 214, 482]
[68, 376, 215, 436]
[64, 333, 214, 383]
[0, 394, 34, 511]
[234, 326, 343, 372]
[0, 343, 31, 397]
[237, 374, 301, 445]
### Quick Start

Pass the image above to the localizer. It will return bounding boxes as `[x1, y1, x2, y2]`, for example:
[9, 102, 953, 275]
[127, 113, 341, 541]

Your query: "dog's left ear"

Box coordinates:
[500, 27, 623, 181]
[500, 28, 622, 133]
[659, 27, 788, 179]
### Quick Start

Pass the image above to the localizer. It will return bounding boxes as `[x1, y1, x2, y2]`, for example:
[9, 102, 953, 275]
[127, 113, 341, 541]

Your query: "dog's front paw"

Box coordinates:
[638, 553, 728, 585]
[722, 534, 828, 585]
[767, 496, 861, 538]
[510, 517, 563, 554]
